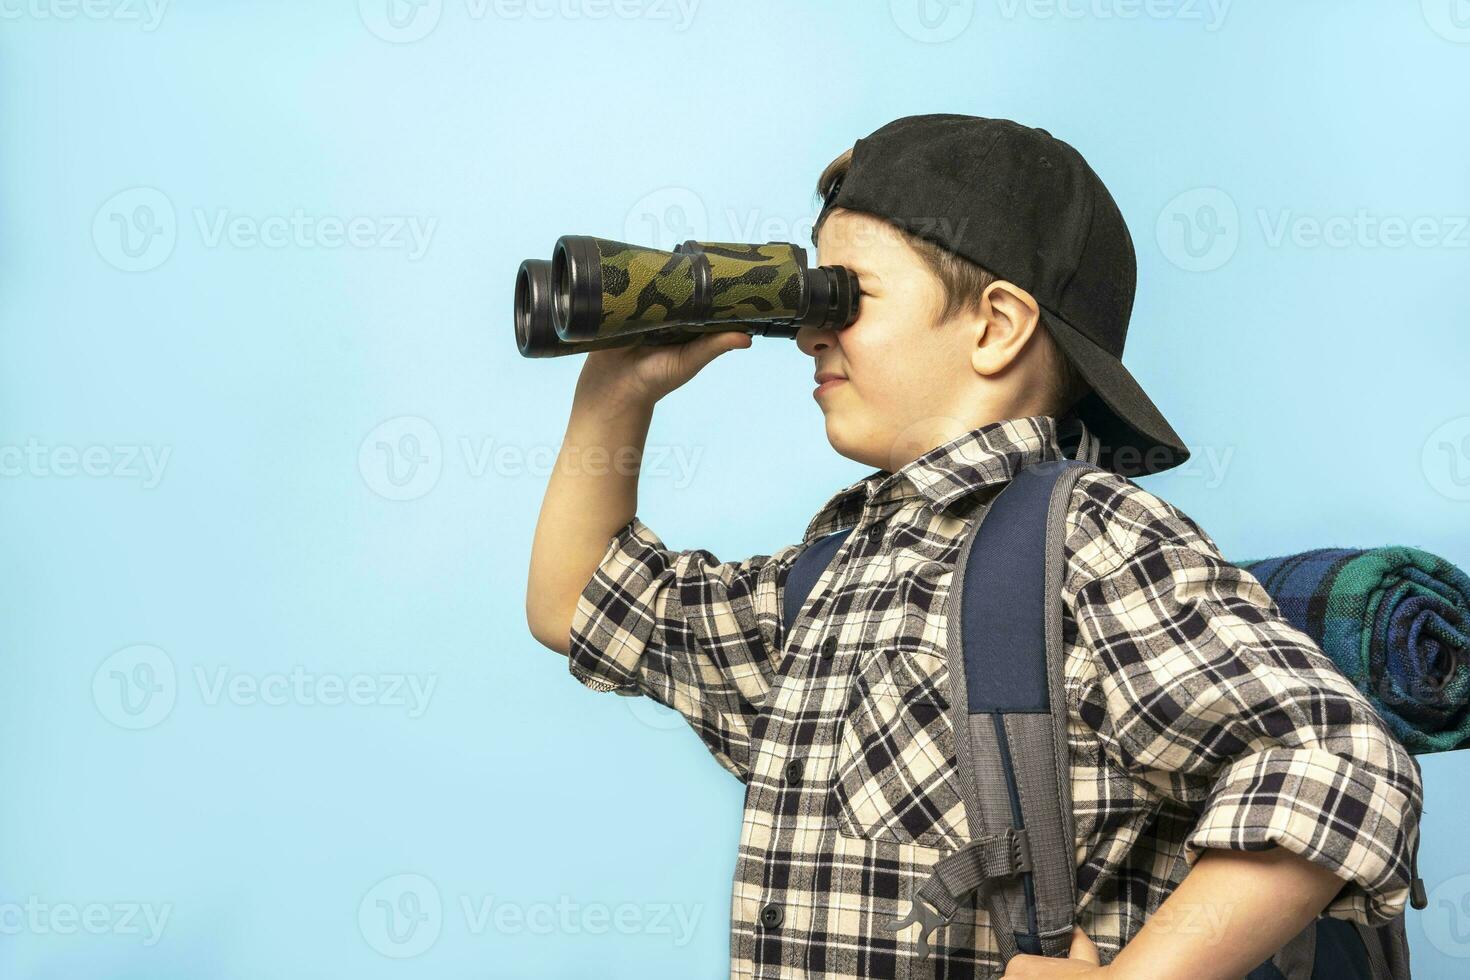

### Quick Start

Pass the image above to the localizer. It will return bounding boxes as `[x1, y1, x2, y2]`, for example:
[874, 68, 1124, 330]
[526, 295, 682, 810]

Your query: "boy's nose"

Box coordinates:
[796, 324, 837, 357]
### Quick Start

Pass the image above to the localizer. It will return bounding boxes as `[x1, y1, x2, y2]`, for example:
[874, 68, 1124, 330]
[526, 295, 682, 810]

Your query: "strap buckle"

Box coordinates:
[880, 827, 1032, 960]
[882, 893, 950, 961]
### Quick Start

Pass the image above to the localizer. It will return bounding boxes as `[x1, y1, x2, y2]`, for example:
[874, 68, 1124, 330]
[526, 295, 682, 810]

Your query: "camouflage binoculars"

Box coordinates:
[514, 236, 861, 358]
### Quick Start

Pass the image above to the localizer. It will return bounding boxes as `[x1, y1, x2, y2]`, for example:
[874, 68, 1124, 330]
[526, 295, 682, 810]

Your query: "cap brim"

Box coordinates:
[1042, 311, 1190, 478]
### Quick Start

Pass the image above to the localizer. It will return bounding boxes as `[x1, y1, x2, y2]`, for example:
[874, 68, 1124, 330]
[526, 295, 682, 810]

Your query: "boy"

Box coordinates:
[525, 115, 1423, 979]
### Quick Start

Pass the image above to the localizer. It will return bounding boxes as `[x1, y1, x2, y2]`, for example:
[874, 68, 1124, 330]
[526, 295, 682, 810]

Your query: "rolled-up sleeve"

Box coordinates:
[567, 515, 799, 783]
[1072, 520, 1424, 925]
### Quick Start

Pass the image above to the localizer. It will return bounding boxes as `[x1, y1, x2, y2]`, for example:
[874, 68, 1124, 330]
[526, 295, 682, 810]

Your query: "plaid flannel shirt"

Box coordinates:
[566, 414, 1423, 979]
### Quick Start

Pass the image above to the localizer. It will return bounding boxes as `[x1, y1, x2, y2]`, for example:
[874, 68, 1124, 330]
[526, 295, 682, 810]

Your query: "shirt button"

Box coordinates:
[865, 523, 883, 542]
[820, 636, 837, 659]
[759, 902, 783, 929]
[784, 758, 804, 783]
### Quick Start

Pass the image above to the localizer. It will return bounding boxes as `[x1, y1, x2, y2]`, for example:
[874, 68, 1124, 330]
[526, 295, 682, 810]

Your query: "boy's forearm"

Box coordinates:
[526, 383, 653, 654]
[1105, 845, 1348, 980]
[524, 332, 751, 654]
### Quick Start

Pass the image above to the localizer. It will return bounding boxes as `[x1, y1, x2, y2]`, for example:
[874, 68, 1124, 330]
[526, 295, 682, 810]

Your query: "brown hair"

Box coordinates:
[815, 148, 1091, 419]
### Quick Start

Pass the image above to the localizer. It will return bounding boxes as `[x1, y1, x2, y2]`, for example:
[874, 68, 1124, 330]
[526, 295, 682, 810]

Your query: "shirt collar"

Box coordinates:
[803, 414, 1070, 542]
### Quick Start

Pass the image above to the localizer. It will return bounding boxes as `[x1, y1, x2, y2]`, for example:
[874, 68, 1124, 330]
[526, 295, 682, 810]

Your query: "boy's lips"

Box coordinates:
[813, 370, 847, 399]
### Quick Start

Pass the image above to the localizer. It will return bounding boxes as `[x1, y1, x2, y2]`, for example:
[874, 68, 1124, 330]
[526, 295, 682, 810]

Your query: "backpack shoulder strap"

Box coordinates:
[781, 526, 854, 644]
[885, 457, 1097, 965]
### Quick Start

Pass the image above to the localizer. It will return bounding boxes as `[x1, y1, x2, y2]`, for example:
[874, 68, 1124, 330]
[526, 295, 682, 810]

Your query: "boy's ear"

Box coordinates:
[968, 280, 1044, 378]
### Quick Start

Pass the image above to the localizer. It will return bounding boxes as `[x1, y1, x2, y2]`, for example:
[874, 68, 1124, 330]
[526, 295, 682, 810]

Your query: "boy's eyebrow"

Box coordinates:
[828, 259, 881, 283]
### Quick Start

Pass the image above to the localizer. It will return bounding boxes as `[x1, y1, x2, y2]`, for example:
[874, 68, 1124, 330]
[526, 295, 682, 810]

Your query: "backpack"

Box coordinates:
[780, 454, 1427, 978]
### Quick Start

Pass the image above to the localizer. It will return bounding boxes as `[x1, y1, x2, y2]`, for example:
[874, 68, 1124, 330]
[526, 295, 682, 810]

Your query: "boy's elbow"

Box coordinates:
[525, 595, 572, 656]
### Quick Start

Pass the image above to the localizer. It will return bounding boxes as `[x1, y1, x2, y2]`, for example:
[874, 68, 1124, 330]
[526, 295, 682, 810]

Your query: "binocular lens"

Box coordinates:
[549, 240, 573, 339]
[517, 256, 701, 358]
[514, 259, 539, 354]
[514, 258, 563, 357]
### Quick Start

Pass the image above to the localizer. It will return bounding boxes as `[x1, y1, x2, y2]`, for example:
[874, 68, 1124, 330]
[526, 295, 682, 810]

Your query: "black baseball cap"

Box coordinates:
[812, 113, 1190, 478]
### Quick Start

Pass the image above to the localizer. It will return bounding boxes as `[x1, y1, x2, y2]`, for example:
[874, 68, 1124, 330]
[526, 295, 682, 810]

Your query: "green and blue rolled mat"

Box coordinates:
[1238, 547, 1470, 755]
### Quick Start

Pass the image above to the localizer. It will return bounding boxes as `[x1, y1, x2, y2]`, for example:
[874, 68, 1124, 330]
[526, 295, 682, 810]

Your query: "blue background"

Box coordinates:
[2, 1, 1468, 976]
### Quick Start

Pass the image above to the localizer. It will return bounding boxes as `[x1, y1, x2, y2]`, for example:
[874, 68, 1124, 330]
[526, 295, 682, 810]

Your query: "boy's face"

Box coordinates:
[802, 208, 993, 472]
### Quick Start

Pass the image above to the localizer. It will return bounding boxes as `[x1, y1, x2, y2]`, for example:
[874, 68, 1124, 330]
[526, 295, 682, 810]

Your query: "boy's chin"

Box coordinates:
[822, 414, 886, 471]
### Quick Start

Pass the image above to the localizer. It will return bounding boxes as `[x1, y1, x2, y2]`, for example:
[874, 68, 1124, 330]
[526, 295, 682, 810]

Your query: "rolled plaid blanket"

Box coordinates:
[1238, 546, 1470, 755]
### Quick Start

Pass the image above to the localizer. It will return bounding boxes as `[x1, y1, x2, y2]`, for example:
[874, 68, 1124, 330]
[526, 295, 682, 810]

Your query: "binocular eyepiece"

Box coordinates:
[515, 236, 860, 358]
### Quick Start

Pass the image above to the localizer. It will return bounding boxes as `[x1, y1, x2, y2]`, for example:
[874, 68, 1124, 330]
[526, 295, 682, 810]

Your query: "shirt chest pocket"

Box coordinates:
[830, 642, 969, 850]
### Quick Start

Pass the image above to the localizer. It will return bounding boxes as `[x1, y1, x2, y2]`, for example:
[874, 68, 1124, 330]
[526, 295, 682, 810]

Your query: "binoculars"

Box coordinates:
[515, 236, 861, 357]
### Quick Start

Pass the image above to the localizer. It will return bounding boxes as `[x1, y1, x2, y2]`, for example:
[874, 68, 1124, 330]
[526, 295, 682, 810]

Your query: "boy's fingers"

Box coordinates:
[1066, 925, 1100, 964]
[709, 330, 753, 352]
[681, 330, 751, 373]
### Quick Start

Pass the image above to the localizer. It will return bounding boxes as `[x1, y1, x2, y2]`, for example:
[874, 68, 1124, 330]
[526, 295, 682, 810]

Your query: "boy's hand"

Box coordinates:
[575, 330, 753, 412]
[1001, 926, 1108, 979]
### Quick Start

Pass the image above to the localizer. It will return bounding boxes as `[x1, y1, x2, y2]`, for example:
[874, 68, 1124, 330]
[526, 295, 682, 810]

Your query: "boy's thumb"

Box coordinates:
[1066, 925, 1100, 964]
[687, 330, 751, 369]
[713, 330, 753, 352]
